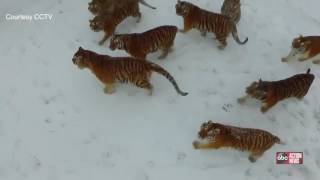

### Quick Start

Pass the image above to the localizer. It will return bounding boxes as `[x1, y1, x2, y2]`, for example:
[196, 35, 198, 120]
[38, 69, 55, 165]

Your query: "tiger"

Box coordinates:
[282, 35, 320, 64]
[238, 69, 314, 113]
[89, 2, 141, 45]
[221, 0, 241, 24]
[109, 25, 178, 60]
[193, 121, 283, 162]
[175, 0, 248, 49]
[72, 47, 188, 96]
[88, 0, 156, 15]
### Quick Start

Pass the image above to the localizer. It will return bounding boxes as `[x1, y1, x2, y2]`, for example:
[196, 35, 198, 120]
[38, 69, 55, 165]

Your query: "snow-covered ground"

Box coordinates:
[1, 0, 320, 179]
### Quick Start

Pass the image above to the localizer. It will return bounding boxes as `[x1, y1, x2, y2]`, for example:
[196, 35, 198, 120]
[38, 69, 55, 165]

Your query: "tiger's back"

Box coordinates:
[110, 25, 178, 59]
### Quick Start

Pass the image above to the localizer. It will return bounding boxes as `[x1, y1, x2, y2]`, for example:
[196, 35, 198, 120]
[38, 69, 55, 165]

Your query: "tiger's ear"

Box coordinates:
[79, 47, 84, 51]
[259, 78, 262, 83]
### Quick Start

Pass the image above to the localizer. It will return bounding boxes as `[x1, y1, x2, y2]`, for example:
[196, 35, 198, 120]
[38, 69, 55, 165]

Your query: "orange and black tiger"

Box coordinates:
[282, 35, 320, 64]
[90, 0, 142, 45]
[238, 69, 314, 113]
[109, 25, 178, 59]
[72, 47, 188, 96]
[88, 0, 156, 15]
[193, 121, 283, 162]
[175, 0, 248, 49]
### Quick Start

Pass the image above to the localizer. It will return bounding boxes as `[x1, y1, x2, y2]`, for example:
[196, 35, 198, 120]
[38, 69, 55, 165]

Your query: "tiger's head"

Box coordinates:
[291, 35, 311, 52]
[175, 0, 194, 17]
[109, 34, 126, 50]
[197, 121, 223, 142]
[245, 79, 268, 100]
[89, 16, 105, 32]
[72, 47, 94, 69]
[88, 1, 100, 14]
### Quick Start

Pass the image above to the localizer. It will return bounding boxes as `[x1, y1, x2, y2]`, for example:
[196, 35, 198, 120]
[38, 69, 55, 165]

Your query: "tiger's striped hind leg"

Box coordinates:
[135, 80, 153, 95]
[104, 83, 116, 94]
[216, 36, 227, 50]
[249, 151, 264, 163]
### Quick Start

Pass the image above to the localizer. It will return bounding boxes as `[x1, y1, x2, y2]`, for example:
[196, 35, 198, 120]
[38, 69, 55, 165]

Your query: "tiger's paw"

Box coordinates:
[248, 156, 257, 163]
[312, 60, 320, 64]
[192, 141, 200, 149]
[104, 86, 115, 94]
[218, 45, 226, 50]
[281, 57, 288, 62]
[260, 105, 269, 113]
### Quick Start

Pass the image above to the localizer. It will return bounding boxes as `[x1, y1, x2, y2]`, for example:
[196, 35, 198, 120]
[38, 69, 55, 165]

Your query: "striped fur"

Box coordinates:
[282, 35, 320, 64]
[175, 0, 248, 49]
[72, 47, 188, 96]
[89, 0, 142, 45]
[193, 121, 282, 162]
[221, 0, 241, 24]
[109, 25, 178, 59]
[88, 0, 156, 15]
[238, 69, 314, 113]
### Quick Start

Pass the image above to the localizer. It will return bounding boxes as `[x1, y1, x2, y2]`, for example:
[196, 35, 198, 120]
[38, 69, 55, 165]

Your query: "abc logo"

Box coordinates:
[277, 153, 288, 161]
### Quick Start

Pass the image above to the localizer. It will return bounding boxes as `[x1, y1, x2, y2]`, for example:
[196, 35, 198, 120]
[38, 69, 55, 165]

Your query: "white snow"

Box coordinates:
[1, 0, 320, 179]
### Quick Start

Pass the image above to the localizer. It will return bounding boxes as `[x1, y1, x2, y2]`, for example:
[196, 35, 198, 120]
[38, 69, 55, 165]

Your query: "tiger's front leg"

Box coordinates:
[136, 12, 142, 23]
[179, 20, 192, 33]
[193, 141, 220, 149]
[200, 30, 207, 37]
[298, 51, 311, 61]
[238, 95, 250, 104]
[260, 97, 278, 113]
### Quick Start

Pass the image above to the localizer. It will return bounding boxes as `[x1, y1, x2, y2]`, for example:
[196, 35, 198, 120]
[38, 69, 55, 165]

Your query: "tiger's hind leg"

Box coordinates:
[249, 151, 264, 163]
[135, 80, 153, 95]
[216, 36, 227, 50]
[158, 49, 169, 59]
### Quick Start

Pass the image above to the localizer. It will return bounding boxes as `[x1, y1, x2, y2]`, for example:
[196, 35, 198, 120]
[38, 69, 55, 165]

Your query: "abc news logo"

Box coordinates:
[276, 152, 303, 164]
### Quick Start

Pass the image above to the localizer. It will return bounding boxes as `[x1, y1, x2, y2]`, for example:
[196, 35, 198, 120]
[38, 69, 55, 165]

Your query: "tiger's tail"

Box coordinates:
[139, 0, 156, 9]
[306, 68, 311, 74]
[148, 63, 188, 96]
[274, 136, 286, 145]
[231, 23, 248, 45]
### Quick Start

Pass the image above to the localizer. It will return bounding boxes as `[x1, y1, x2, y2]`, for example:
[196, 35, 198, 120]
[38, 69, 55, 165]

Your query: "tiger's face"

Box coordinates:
[109, 35, 125, 50]
[72, 47, 92, 69]
[88, 1, 100, 14]
[198, 121, 222, 142]
[89, 16, 104, 32]
[292, 35, 310, 53]
[175, 0, 193, 17]
[245, 80, 268, 99]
